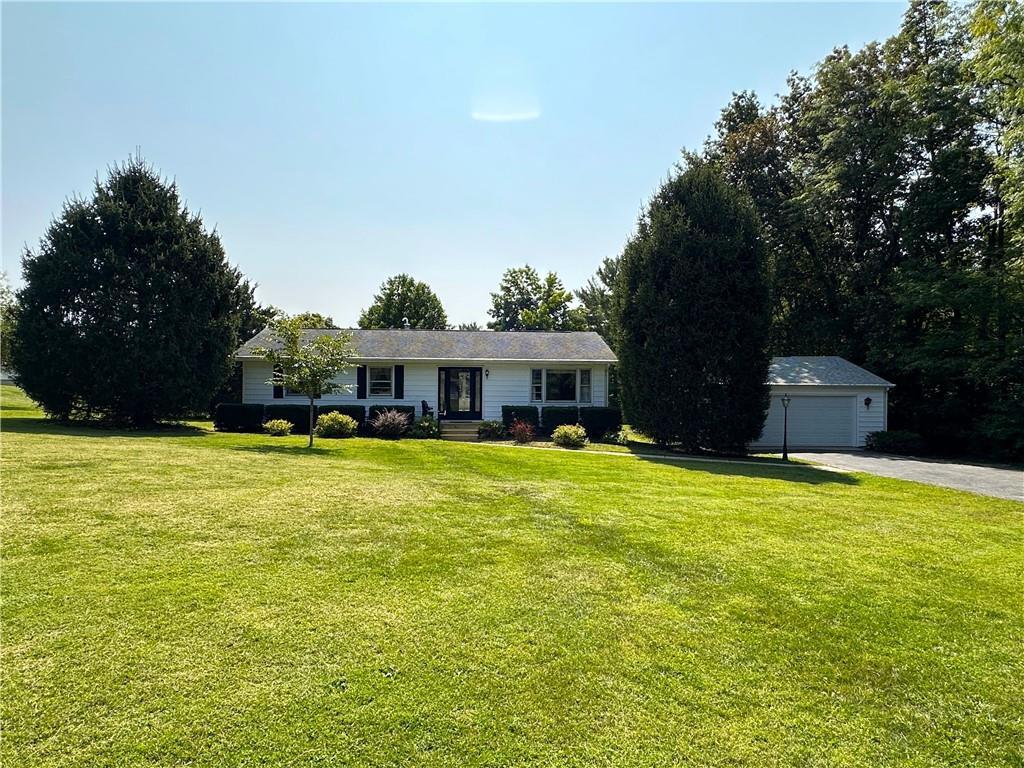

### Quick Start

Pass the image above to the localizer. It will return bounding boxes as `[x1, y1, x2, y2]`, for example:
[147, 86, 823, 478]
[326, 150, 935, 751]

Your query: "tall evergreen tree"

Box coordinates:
[358, 274, 448, 329]
[11, 157, 243, 424]
[613, 160, 771, 451]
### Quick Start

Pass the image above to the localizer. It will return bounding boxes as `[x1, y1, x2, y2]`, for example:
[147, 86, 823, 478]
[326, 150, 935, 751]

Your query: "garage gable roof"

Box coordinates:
[769, 356, 894, 387]
[236, 328, 617, 363]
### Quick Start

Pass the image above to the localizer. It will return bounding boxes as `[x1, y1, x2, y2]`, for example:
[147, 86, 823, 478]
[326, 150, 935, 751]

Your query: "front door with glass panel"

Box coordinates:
[437, 367, 482, 420]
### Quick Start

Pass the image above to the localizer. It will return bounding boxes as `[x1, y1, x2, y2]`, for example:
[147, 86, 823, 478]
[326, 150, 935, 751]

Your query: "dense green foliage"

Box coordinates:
[540, 406, 579, 433]
[292, 312, 337, 329]
[209, 284, 278, 411]
[213, 403, 265, 433]
[477, 420, 506, 439]
[702, 0, 1023, 458]
[0, 273, 15, 371]
[614, 161, 771, 451]
[252, 315, 356, 446]
[487, 266, 585, 331]
[971, 0, 1024, 246]
[408, 416, 441, 439]
[10, 157, 243, 425]
[263, 404, 312, 434]
[4, 385, 1020, 766]
[501, 405, 539, 428]
[263, 418, 294, 437]
[358, 274, 448, 330]
[575, 257, 619, 342]
[579, 406, 623, 441]
[314, 411, 359, 438]
[551, 423, 588, 448]
[865, 430, 928, 456]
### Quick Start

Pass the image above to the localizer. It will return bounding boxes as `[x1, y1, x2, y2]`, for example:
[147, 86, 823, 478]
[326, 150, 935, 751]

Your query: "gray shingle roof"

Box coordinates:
[236, 328, 617, 363]
[768, 356, 894, 387]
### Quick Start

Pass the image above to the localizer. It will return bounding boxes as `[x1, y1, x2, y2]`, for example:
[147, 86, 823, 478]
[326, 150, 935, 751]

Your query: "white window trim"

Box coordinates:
[531, 368, 594, 404]
[579, 369, 592, 404]
[368, 365, 395, 398]
[530, 368, 543, 402]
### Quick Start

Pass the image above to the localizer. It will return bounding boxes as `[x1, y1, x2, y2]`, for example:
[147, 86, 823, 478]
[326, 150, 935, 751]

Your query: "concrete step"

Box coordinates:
[440, 421, 482, 442]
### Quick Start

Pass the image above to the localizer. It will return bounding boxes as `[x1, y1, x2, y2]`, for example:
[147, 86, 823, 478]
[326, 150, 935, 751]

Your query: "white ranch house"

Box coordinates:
[235, 329, 891, 449]
[237, 329, 615, 422]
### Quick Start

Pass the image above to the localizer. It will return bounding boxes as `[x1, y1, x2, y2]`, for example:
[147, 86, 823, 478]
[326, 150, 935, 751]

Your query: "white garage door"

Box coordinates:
[754, 395, 856, 448]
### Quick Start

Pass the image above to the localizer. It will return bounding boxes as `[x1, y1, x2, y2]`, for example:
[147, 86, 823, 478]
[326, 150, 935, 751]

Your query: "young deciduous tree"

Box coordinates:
[251, 315, 356, 447]
[358, 274, 448, 329]
[613, 159, 771, 452]
[11, 156, 243, 424]
[487, 266, 584, 331]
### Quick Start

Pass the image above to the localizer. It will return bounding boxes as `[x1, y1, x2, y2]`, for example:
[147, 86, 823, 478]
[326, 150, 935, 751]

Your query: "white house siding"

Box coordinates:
[750, 385, 888, 449]
[242, 360, 609, 419]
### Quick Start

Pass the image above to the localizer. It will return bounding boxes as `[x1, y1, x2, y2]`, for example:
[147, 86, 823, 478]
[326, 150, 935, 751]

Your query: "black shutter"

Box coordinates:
[356, 365, 367, 399]
[394, 365, 404, 400]
[273, 365, 283, 399]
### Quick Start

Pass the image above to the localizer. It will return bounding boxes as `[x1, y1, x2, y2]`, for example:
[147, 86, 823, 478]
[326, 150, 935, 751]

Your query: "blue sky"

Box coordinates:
[3, 2, 906, 327]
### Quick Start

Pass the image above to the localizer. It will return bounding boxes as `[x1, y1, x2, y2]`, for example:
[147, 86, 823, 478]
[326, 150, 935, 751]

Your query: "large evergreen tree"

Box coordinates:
[11, 157, 243, 424]
[358, 274, 447, 329]
[613, 160, 771, 451]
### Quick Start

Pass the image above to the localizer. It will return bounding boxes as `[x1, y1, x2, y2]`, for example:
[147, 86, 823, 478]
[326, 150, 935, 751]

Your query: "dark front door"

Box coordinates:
[438, 367, 482, 420]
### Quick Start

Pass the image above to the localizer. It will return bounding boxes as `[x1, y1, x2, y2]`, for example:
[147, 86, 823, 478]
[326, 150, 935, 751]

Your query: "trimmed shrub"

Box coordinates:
[865, 430, 926, 455]
[314, 411, 358, 438]
[316, 404, 366, 424]
[214, 403, 265, 433]
[509, 419, 535, 444]
[552, 423, 588, 448]
[369, 404, 416, 422]
[478, 420, 506, 440]
[265, 404, 313, 435]
[501, 405, 539, 429]
[579, 407, 623, 441]
[370, 408, 410, 438]
[541, 406, 579, 434]
[263, 419, 293, 437]
[408, 416, 441, 439]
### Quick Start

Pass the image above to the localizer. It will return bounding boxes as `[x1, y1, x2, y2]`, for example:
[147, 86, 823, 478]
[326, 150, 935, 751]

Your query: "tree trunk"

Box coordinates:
[308, 397, 315, 448]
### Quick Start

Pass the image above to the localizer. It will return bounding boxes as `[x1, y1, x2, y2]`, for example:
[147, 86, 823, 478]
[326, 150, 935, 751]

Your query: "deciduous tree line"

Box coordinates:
[4, 0, 1019, 459]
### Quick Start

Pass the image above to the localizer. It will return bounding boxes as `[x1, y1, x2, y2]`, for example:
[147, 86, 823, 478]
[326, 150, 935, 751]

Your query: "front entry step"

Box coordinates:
[440, 420, 482, 442]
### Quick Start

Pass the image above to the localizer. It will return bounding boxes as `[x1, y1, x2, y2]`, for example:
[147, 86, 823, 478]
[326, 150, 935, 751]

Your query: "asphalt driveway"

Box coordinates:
[792, 451, 1023, 502]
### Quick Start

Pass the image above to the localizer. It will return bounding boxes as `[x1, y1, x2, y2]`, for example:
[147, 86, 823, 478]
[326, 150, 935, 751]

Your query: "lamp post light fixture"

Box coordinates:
[781, 393, 792, 461]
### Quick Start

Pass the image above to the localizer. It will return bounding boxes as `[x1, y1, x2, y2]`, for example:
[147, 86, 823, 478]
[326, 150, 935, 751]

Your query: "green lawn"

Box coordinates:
[2, 385, 1021, 767]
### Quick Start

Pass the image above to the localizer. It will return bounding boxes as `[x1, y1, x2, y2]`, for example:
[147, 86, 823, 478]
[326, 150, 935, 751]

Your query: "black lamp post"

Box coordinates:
[781, 393, 792, 460]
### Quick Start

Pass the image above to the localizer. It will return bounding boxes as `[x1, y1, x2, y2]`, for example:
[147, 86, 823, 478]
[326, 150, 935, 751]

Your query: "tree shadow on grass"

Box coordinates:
[633, 454, 859, 486]
[231, 443, 338, 458]
[0, 416, 208, 439]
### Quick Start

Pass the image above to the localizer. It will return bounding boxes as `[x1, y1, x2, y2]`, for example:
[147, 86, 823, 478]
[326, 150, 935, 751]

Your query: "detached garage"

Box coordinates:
[750, 357, 894, 450]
